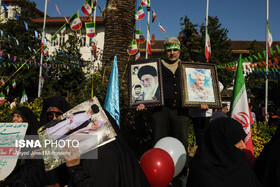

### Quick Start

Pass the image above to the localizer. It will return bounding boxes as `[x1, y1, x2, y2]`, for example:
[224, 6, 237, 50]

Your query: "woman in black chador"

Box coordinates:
[40, 96, 150, 187]
[187, 118, 262, 187]
[0, 107, 46, 187]
[254, 116, 280, 187]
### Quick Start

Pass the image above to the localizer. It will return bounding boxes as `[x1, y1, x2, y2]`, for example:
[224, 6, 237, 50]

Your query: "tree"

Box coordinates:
[179, 16, 202, 61]
[0, 1, 41, 100]
[103, 0, 136, 67]
[41, 33, 88, 105]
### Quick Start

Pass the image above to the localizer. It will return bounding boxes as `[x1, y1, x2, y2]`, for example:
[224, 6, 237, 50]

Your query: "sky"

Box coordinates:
[31, 0, 280, 42]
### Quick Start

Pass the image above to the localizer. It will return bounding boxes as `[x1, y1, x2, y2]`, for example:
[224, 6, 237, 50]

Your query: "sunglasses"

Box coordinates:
[165, 49, 179, 52]
[47, 111, 63, 120]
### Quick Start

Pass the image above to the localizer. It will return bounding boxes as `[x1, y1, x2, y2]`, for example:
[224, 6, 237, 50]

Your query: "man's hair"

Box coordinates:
[134, 84, 142, 89]
[137, 65, 157, 79]
[164, 37, 180, 45]
[222, 103, 228, 108]
[191, 71, 205, 80]
[91, 104, 100, 114]
[133, 66, 139, 70]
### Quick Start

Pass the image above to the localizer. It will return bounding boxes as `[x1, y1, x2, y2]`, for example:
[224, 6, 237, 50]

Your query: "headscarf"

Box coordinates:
[14, 107, 40, 135]
[254, 118, 280, 187]
[39, 96, 71, 186]
[187, 117, 262, 187]
[39, 96, 71, 126]
[3, 107, 47, 186]
[69, 110, 150, 187]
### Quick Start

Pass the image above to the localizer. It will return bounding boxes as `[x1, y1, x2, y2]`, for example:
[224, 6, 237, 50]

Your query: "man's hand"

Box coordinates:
[63, 146, 81, 167]
[136, 104, 146, 111]
[200, 104, 209, 111]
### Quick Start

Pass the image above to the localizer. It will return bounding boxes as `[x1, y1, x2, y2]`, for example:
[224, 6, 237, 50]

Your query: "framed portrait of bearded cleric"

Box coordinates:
[128, 59, 164, 107]
[180, 62, 222, 108]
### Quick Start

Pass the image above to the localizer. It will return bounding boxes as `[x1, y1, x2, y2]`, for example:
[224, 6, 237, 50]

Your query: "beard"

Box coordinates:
[143, 79, 159, 100]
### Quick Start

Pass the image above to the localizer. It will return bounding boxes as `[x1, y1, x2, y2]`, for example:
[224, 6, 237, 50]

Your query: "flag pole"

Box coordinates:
[38, 0, 48, 97]
[145, 1, 150, 59]
[205, 0, 209, 59]
[265, 0, 269, 120]
[0, 0, 2, 21]
[91, 0, 97, 98]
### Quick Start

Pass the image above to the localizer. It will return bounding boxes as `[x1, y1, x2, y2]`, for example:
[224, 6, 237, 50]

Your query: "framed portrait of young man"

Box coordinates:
[128, 59, 164, 107]
[180, 62, 222, 108]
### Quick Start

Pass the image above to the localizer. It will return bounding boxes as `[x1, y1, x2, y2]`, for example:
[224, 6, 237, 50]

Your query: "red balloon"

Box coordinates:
[140, 148, 174, 187]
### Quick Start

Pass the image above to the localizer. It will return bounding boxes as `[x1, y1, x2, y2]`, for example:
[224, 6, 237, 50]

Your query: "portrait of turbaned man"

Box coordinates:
[129, 59, 164, 107]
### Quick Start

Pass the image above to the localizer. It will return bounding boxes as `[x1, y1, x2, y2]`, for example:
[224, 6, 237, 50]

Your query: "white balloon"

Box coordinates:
[154, 137, 187, 178]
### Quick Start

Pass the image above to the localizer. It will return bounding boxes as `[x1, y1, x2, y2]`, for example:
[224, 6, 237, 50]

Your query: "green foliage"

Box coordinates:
[40, 33, 89, 104]
[0, 97, 43, 122]
[0, 1, 41, 99]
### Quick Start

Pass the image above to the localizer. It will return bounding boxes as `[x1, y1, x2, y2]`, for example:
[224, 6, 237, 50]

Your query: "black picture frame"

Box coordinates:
[180, 62, 222, 108]
[128, 59, 164, 108]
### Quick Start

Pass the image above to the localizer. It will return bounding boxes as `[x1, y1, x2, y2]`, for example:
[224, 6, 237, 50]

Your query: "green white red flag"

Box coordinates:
[205, 28, 211, 63]
[43, 46, 49, 56]
[0, 78, 4, 86]
[12, 80, 16, 88]
[81, 0, 93, 15]
[69, 13, 82, 31]
[0, 92, 5, 103]
[159, 23, 166, 33]
[52, 34, 58, 46]
[230, 54, 255, 166]
[136, 5, 145, 20]
[267, 21, 273, 58]
[135, 50, 141, 61]
[60, 24, 66, 35]
[85, 22, 95, 38]
[135, 29, 145, 43]
[20, 90, 28, 104]
[93, 0, 97, 7]
[141, 0, 149, 6]
[152, 9, 157, 23]
[147, 23, 152, 55]
[127, 40, 138, 55]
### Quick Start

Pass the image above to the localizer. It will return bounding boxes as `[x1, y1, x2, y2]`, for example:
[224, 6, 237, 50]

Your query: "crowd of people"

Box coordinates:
[1, 37, 280, 187]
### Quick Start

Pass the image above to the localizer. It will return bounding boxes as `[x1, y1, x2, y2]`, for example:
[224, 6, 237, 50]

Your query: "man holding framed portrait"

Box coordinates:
[136, 37, 190, 183]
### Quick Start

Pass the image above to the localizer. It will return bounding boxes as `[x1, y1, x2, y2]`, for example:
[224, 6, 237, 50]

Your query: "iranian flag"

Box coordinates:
[136, 5, 145, 20]
[205, 27, 211, 63]
[93, 0, 97, 7]
[52, 34, 58, 45]
[141, 0, 149, 6]
[85, 22, 95, 38]
[69, 13, 82, 31]
[0, 78, 4, 86]
[135, 10, 138, 22]
[12, 80, 16, 88]
[135, 50, 141, 61]
[60, 24, 66, 35]
[0, 92, 5, 103]
[127, 40, 138, 55]
[135, 29, 145, 43]
[147, 23, 152, 55]
[230, 54, 255, 166]
[81, 0, 93, 15]
[20, 90, 28, 104]
[159, 23, 166, 33]
[152, 9, 157, 23]
[43, 46, 49, 56]
[6, 86, 9, 95]
[267, 21, 273, 58]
